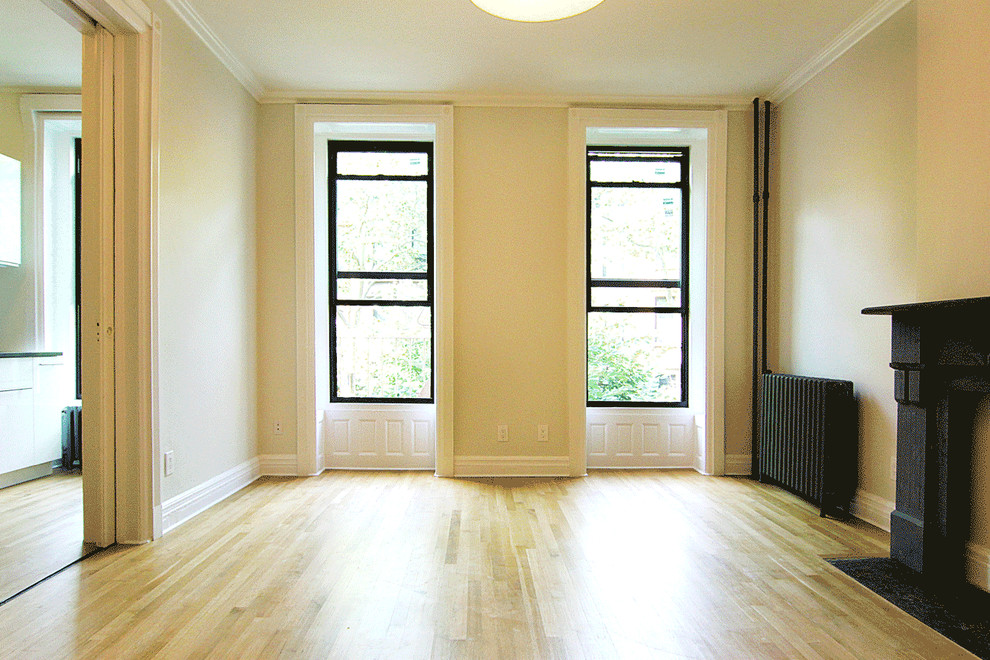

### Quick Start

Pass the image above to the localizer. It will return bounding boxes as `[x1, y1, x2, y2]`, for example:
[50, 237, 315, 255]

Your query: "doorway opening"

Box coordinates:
[0, 0, 88, 599]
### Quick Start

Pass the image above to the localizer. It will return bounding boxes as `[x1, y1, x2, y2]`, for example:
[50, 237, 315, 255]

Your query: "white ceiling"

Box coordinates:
[0, 0, 82, 90]
[0, 0, 894, 101]
[182, 0, 882, 101]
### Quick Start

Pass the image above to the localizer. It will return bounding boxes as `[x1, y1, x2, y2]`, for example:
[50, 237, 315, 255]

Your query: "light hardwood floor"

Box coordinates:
[0, 470, 976, 659]
[0, 472, 92, 604]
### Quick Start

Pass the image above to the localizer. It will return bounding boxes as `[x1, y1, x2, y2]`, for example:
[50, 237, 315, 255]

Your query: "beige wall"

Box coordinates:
[151, 0, 259, 502]
[0, 91, 33, 352]
[916, 0, 990, 548]
[724, 109, 755, 459]
[255, 103, 296, 456]
[0, 92, 23, 160]
[771, 6, 917, 506]
[256, 104, 755, 464]
[452, 107, 568, 456]
[916, 0, 990, 301]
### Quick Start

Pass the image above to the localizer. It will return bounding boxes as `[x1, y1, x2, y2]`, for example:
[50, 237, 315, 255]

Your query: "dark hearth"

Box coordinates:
[829, 557, 990, 659]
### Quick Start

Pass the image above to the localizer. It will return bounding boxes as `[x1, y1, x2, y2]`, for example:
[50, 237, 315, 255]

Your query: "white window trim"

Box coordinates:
[19, 95, 82, 352]
[294, 104, 454, 477]
[567, 108, 727, 476]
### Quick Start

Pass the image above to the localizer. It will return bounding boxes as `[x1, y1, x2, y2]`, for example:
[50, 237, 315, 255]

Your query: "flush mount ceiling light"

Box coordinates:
[471, 0, 605, 22]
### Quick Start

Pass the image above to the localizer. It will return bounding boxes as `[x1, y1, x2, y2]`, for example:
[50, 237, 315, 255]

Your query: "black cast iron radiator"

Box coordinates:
[61, 405, 82, 469]
[759, 373, 855, 517]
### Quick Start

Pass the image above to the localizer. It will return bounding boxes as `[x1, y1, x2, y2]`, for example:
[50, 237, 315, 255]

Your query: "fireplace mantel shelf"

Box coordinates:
[862, 295, 990, 316]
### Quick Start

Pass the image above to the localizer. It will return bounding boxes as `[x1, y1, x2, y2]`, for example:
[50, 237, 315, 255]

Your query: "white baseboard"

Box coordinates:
[724, 454, 752, 476]
[851, 488, 894, 532]
[153, 504, 162, 539]
[259, 454, 299, 476]
[162, 457, 260, 533]
[0, 461, 55, 489]
[967, 542, 990, 592]
[694, 416, 706, 473]
[324, 466, 434, 472]
[454, 455, 570, 477]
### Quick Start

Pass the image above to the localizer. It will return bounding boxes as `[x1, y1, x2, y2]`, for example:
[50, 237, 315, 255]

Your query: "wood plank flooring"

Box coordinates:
[0, 470, 976, 658]
[0, 472, 91, 604]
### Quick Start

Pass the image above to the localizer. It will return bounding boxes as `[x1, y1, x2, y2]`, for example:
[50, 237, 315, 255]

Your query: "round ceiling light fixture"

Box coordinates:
[471, 0, 605, 22]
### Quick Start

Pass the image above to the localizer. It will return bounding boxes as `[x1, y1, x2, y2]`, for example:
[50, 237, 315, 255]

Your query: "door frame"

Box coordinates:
[58, 0, 159, 546]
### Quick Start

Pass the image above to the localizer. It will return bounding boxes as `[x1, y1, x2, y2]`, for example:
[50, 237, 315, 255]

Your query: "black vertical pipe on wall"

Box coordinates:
[762, 101, 772, 375]
[751, 98, 762, 477]
[752, 100, 775, 477]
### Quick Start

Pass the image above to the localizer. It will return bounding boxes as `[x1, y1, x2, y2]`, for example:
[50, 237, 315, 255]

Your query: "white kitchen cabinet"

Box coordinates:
[0, 353, 73, 486]
[0, 387, 34, 474]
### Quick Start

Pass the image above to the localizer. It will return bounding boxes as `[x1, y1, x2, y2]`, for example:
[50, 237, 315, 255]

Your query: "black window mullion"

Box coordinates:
[590, 181, 687, 190]
[336, 300, 431, 308]
[328, 145, 340, 403]
[590, 279, 681, 288]
[588, 147, 684, 158]
[331, 139, 431, 153]
[589, 306, 684, 314]
[586, 151, 594, 314]
[335, 397, 433, 405]
[336, 174, 430, 183]
[426, 141, 435, 399]
[337, 271, 428, 280]
[680, 151, 691, 406]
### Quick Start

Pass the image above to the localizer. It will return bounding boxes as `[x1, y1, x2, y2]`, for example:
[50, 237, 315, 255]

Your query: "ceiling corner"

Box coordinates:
[160, 0, 265, 101]
[766, 0, 912, 104]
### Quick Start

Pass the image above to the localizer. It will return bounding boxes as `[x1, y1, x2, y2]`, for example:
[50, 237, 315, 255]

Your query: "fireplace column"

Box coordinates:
[864, 297, 990, 584]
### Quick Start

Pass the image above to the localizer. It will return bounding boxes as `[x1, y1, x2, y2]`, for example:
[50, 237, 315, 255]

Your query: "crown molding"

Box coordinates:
[767, 0, 912, 104]
[161, 0, 265, 101]
[261, 89, 754, 110]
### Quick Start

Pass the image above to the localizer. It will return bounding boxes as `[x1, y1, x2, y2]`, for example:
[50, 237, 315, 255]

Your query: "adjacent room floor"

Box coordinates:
[0, 471, 90, 604]
[0, 470, 976, 658]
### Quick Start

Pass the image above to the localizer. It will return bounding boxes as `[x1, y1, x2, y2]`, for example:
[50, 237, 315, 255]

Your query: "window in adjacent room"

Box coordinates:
[329, 140, 434, 403]
[587, 146, 689, 406]
[0, 152, 21, 267]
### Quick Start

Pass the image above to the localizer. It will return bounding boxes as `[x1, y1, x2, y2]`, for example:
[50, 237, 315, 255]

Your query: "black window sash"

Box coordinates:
[586, 146, 690, 407]
[335, 271, 432, 307]
[329, 140, 435, 403]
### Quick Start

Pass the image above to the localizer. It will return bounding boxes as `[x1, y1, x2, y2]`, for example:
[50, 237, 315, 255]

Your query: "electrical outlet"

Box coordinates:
[890, 455, 897, 480]
[274, 420, 283, 435]
[497, 425, 509, 442]
[538, 424, 549, 442]
[164, 451, 174, 476]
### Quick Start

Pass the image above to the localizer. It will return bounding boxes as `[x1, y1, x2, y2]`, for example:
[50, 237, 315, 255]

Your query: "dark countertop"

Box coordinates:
[0, 351, 64, 359]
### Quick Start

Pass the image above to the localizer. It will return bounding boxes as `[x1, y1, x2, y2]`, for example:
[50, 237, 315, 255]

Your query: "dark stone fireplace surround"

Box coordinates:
[864, 296, 990, 586]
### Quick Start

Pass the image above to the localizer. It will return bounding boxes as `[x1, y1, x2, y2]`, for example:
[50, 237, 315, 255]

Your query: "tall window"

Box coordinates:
[329, 141, 434, 402]
[587, 147, 689, 406]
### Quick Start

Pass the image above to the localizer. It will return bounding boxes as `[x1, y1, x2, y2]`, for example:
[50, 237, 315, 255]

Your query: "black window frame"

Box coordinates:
[586, 145, 690, 408]
[328, 140, 435, 404]
[74, 137, 82, 401]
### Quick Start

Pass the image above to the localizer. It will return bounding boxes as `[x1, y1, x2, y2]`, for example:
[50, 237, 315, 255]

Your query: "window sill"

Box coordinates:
[324, 401, 435, 412]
